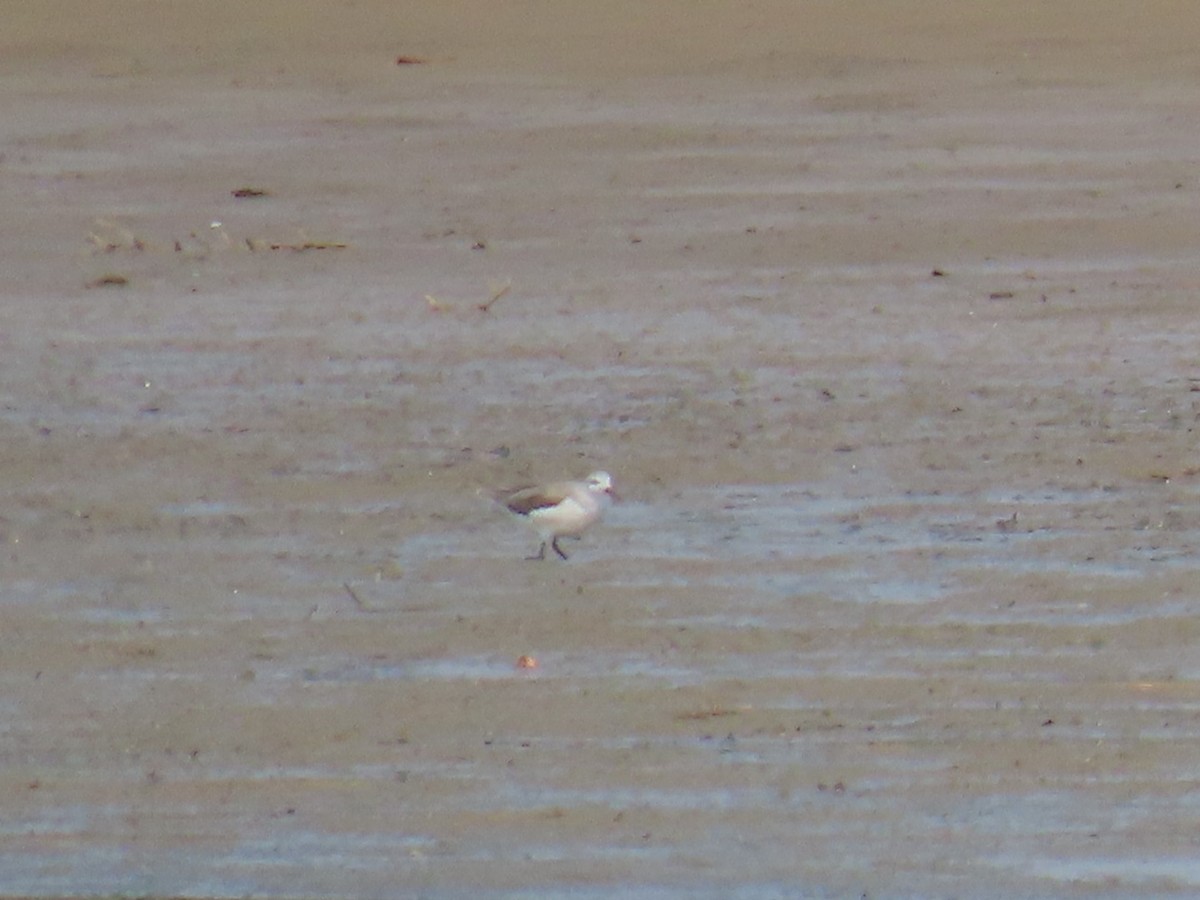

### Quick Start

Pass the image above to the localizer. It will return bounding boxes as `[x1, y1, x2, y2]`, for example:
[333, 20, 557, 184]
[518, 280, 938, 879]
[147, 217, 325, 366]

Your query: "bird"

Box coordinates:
[499, 471, 616, 560]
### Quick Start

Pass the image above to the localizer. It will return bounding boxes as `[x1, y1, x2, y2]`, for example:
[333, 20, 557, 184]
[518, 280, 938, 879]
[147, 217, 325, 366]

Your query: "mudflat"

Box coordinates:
[5, 3, 1200, 896]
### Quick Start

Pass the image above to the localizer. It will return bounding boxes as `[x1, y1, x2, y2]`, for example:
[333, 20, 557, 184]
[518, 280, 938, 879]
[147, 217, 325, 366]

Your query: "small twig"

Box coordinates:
[268, 240, 347, 251]
[478, 282, 510, 312]
[343, 581, 375, 612]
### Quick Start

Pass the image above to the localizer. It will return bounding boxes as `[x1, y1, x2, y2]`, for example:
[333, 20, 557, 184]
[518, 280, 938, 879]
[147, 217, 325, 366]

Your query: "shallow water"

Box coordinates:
[11, 466, 1200, 897]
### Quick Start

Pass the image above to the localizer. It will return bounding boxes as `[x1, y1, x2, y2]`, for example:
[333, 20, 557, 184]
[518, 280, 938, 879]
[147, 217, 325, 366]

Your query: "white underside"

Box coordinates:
[525, 495, 604, 540]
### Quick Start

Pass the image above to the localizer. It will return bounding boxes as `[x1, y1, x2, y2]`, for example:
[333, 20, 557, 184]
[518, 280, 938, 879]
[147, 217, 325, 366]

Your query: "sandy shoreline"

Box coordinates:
[7, 0, 1200, 81]
[5, 3, 1200, 897]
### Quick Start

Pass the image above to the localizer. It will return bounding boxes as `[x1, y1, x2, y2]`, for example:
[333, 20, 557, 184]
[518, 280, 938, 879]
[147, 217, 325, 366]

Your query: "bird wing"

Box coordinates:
[503, 482, 572, 515]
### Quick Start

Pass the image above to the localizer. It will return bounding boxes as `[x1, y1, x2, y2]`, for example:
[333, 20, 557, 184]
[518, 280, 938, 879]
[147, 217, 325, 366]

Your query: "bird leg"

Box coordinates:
[525, 542, 547, 561]
[551, 537, 570, 560]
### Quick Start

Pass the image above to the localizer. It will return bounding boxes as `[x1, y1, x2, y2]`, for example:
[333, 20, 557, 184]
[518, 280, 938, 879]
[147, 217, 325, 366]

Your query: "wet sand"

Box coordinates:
[5, 2, 1200, 897]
